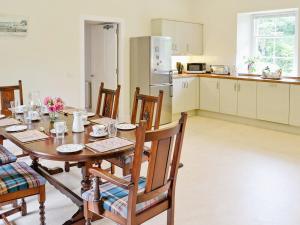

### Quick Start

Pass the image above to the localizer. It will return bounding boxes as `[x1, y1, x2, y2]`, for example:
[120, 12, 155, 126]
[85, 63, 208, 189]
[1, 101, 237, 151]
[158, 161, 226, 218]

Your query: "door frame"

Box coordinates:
[80, 15, 125, 118]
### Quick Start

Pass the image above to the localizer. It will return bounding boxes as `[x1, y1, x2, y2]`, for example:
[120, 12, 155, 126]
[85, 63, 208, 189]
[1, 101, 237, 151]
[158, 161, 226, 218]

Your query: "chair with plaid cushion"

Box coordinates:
[0, 161, 46, 225]
[106, 87, 163, 176]
[0, 145, 17, 165]
[83, 112, 187, 225]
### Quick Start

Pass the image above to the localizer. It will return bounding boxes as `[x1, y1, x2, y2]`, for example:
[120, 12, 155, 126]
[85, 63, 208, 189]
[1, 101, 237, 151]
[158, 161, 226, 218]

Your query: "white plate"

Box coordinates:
[26, 117, 41, 121]
[5, 125, 28, 132]
[87, 112, 95, 117]
[116, 123, 137, 130]
[50, 128, 68, 134]
[0, 114, 5, 119]
[84, 121, 91, 126]
[56, 144, 84, 154]
[89, 132, 108, 138]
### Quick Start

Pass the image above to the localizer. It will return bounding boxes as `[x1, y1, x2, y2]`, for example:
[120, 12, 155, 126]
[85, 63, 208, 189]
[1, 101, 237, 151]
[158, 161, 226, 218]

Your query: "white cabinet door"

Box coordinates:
[187, 23, 203, 55]
[151, 19, 203, 56]
[257, 82, 289, 124]
[289, 85, 300, 126]
[237, 81, 257, 119]
[220, 79, 238, 115]
[183, 77, 199, 111]
[200, 78, 220, 112]
[172, 78, 185, 114]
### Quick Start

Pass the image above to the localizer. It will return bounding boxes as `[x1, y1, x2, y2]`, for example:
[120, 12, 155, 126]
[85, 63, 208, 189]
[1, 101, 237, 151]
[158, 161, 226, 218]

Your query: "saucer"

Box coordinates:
[83, 121, 91, 126]
[50, 128, 68, 134]
[116, 123, 136, 131]
[87, 112, 95, 117]
[89, 132, 108, 138]
[27, 117, 41, 121]
[5, 125, 28, 132]
[56, 144, 84, 154]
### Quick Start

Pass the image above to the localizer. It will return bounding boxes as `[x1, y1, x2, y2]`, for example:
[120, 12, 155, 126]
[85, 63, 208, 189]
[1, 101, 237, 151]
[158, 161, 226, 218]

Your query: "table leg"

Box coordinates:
[63, 161, 93, 225]
[30, 156, 63, 175]
[0, 135, 4, 145]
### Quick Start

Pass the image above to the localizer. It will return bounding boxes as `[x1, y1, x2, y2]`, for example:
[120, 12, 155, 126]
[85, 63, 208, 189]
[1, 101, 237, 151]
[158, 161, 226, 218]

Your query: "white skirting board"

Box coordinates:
[172, 110, 300, 135]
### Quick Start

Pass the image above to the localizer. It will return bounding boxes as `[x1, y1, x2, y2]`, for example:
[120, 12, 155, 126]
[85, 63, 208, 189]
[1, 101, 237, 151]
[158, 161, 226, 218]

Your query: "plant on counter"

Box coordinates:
[244, 56, 259, 74]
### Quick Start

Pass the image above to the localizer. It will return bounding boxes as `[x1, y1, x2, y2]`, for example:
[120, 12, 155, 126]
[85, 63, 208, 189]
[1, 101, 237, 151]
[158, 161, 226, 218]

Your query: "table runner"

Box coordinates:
[86, 137, 134, 153]
[0, 118, 21, 127]
[11, 130, 49, 143]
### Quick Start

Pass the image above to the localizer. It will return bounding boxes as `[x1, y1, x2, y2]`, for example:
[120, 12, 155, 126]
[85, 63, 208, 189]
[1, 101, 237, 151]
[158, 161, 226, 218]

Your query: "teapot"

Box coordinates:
[72, 111, 84, 133]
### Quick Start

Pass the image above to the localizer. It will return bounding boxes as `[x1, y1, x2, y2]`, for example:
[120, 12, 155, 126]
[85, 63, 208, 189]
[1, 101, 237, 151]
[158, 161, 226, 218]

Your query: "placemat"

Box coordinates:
[86, 137, 134, 153]
[90, 117, 116, 125]
[0, 118, 21, 127]
[11, 130, 49, 143]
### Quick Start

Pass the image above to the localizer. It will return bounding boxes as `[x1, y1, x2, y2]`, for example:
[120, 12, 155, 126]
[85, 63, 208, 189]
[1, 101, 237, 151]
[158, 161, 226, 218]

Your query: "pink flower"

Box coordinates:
[44, 96, 64, 112]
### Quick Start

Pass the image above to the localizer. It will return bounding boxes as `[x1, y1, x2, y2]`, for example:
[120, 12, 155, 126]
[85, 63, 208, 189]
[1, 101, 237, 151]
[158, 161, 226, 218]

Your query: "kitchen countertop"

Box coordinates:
[173, 73, 300, 85]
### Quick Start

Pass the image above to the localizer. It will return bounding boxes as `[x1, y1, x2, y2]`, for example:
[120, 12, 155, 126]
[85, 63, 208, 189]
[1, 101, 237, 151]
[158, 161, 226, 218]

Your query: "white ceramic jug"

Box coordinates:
[72, 111, 84, 133]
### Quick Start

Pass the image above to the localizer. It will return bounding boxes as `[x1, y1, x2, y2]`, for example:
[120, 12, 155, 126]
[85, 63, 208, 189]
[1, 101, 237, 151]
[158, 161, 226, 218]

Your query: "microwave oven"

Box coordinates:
[186, 63, 206, 74]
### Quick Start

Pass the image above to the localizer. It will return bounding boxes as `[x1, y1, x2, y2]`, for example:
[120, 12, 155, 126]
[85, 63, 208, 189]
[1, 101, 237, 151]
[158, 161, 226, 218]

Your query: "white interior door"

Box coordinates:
[88, 23, 118, 112]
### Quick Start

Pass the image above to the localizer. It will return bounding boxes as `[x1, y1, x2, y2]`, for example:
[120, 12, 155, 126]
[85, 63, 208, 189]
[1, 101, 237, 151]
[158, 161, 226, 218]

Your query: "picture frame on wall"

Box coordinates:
[0, 16, 28, 36]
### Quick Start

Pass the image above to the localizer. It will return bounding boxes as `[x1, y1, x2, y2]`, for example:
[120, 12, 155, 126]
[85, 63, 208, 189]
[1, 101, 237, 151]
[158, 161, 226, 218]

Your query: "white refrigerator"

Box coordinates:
[130, 36, 173, 124]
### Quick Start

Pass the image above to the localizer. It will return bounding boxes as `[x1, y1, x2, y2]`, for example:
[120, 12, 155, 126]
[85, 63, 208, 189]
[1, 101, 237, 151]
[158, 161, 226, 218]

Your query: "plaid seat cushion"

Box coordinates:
[0, 162, 46, 195]
[0, 145, 17, 165]
[82, 175, 167, 218]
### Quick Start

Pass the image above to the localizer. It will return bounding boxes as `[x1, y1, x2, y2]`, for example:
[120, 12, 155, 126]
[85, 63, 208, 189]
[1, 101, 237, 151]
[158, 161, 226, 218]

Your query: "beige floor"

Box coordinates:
[2, 116, 300, 225]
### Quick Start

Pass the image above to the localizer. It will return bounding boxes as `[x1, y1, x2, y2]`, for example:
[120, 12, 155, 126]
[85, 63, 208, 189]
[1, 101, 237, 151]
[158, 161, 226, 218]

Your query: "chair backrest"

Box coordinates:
[0, 80, 23, 116]
[130, 112, 187, 206]
[131, 87, 163, 131]
[96, 82, 121, 119]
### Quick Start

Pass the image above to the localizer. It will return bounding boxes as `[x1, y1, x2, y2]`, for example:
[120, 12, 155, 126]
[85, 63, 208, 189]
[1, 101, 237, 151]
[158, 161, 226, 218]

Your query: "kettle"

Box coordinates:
[72, 111, 84, 133]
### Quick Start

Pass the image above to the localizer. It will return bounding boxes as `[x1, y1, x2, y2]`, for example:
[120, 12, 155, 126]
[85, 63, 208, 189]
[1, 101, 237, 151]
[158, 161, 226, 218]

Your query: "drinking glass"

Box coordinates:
[108, 121, 117, 138]
[54, 121, 66, 139]
[29, 91, 42, 116]
[10, 101, 15, 117]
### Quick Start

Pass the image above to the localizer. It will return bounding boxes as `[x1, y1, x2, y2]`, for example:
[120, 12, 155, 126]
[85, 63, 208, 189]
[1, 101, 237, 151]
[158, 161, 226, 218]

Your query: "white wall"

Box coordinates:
[190, 0, 300, 75]
[0, 0, 193, 119]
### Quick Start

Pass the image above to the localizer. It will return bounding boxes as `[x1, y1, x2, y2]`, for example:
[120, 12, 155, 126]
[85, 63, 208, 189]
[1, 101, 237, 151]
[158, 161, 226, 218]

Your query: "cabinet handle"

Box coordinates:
[186, 81, 188, 88]
[186, 44, 190, 53]
[234, 83, 237, 92]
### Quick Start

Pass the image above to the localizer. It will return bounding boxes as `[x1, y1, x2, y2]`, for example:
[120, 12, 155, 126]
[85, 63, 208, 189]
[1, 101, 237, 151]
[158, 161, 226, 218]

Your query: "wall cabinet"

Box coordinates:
[237, 80, 257, 119]
[289, 85, 300, 126]
[200, 78, 220, 112]
[257, 82, 289, 124]
[220, 79, 238, 115]
[151, 19, 203, 55]
[173, 77, 199, 113]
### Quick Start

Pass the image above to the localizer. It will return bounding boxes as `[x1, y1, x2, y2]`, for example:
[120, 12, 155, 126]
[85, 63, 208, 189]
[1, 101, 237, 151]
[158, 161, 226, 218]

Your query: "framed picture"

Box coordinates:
[0, 16, 28, 35]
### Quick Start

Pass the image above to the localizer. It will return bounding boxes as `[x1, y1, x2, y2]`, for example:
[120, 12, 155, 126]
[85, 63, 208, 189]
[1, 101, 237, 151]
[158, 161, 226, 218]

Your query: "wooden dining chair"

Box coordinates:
[82, 112, 187, 225]
[64, 82, 121, 172]
[0, 80, 23, 116]
[106, 87, 163, 176]
[0, 161, 46, 225]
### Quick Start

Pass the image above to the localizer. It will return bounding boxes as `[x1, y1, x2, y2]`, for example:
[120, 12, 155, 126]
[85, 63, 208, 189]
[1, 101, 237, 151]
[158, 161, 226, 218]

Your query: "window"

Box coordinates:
[252, 11, 298, 75]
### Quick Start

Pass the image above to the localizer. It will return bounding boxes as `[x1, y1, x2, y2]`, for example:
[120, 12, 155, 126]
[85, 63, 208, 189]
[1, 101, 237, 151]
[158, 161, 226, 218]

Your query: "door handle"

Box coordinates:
[90, 74, 94, 78]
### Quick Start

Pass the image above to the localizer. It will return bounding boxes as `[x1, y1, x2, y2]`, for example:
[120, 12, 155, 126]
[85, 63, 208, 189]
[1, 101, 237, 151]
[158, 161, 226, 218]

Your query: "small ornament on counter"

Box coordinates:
[176, 62, 184, 74]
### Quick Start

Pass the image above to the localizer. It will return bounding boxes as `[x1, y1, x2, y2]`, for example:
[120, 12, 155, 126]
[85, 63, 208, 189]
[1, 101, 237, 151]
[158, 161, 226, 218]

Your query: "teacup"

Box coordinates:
[28, 111, 39, 120]
[92, 124, 106, 135]
[15, 105, 26, 114]
[41, 105, 49, 114]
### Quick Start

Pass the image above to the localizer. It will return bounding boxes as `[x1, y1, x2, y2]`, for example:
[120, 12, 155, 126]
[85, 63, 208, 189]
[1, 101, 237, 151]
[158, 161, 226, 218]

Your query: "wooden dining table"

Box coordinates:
[0, 112, 136, 225]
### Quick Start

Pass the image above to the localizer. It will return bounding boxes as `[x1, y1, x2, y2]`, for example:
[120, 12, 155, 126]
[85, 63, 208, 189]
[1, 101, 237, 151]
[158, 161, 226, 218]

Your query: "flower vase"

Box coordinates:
[49, 112, 57, 123]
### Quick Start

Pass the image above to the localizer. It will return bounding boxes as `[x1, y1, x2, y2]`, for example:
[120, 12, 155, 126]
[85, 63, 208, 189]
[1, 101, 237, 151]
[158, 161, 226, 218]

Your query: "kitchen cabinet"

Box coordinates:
[200, 78, 220, 112]
[257, 82, 289, 124]
[151, 19, 203, 55]
[237, 80, 257, 119]
[220, 79, 238, 115]
[173, 77, 199, 113]
[289, 85, 300, 126]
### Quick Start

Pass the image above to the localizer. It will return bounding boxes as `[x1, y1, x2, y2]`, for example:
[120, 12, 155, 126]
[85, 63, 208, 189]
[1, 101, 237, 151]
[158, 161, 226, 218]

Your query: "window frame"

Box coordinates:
[250, 10, 299, 77]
